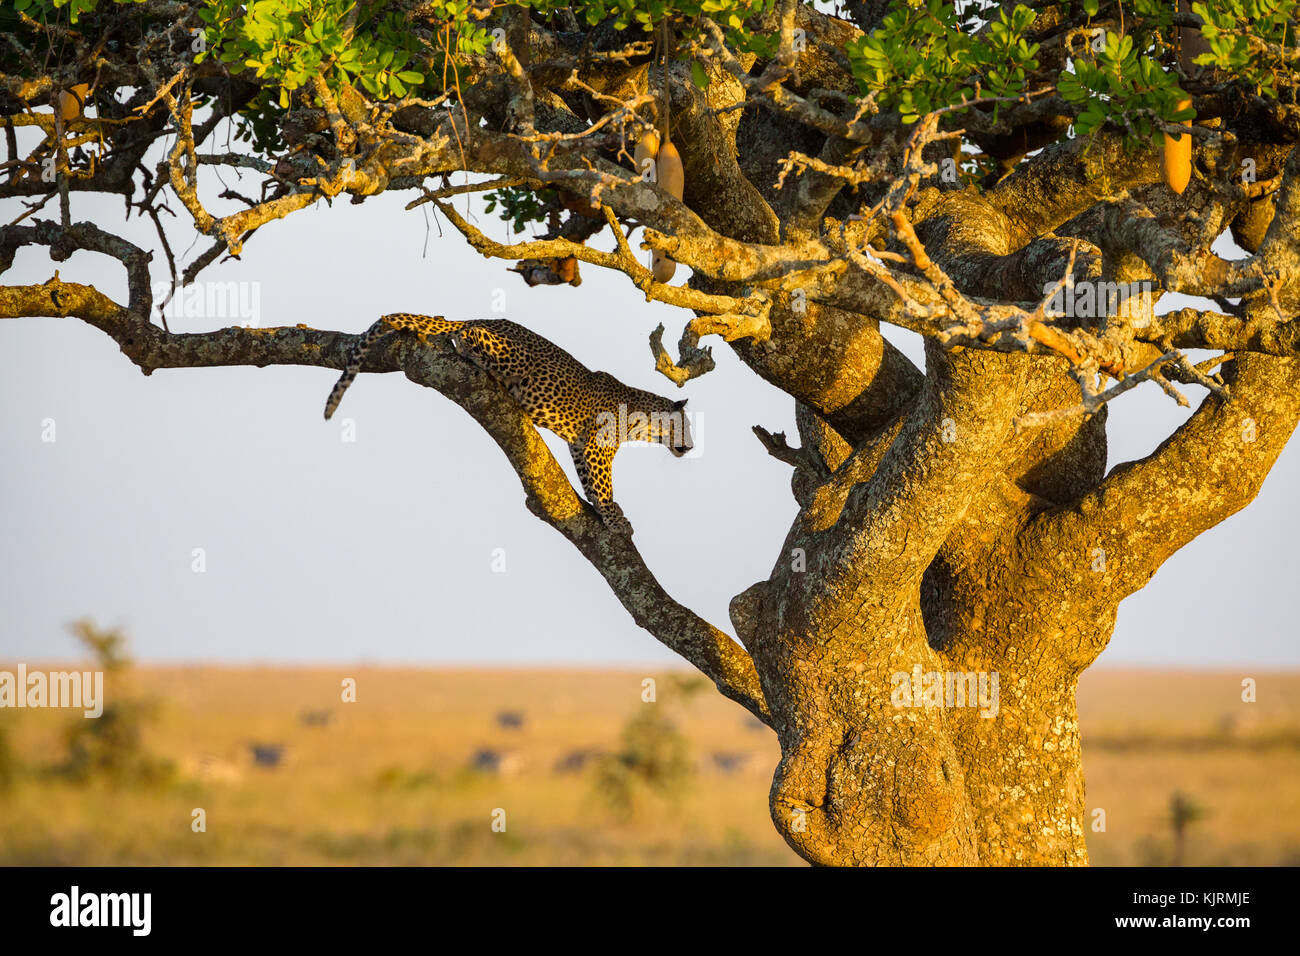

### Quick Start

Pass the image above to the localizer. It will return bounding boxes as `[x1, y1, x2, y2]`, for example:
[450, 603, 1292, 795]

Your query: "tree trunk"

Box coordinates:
[752, 608, 1099, 866]
[730, 347, 1300, 866]
[745, 504, 1105, 863]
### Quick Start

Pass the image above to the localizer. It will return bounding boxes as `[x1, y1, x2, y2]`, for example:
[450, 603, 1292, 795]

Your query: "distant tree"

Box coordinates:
[0, 723, 14, 793]
[3, 1, 1297, 864]
[594, 707, 694, 816]
[60, 621, 170, 785]
[1168, 790, 1207, 866]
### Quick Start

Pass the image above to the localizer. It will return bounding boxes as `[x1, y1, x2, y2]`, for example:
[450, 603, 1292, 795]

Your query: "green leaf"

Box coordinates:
[690, 59, 710, 90]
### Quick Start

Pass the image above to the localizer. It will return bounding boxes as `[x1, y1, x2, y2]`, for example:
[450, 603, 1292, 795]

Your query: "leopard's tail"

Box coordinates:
[324, 313, 460, 419]
[324, 319, 390, 420]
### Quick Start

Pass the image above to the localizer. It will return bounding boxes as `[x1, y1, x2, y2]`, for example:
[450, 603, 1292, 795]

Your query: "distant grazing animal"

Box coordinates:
[470, 748, 524, 776]
[495, 710, 526, 730]
[249, 743, 285, 768]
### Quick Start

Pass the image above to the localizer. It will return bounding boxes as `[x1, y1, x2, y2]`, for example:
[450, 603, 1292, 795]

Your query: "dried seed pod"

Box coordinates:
[634, 130, 660, 181]
[655, 140, 684, 200]
[1162, 97, 1193, 195]
[59, 83, 90, 121]
[1177, 0, 1211, 77]
[651, 249, 676, 283]
[556, 256, 580, 285]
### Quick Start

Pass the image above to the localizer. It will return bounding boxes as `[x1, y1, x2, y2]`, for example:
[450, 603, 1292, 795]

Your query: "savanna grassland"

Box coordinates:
[0, 666, 1296, 866]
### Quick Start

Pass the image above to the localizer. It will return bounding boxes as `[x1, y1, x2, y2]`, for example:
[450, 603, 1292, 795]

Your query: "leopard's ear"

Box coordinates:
[672, 398, 688, 410]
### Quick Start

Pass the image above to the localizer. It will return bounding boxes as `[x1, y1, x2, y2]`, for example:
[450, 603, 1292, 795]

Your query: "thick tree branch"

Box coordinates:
[0, 276, 771, 724]
[1024, 351, 1300, 619]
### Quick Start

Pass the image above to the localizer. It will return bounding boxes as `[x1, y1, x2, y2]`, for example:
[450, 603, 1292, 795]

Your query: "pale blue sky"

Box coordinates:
[2, 144, 1297, 668]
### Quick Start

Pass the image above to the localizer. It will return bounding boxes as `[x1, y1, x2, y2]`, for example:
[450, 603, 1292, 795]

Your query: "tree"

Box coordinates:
[2, 0, 1297, 866]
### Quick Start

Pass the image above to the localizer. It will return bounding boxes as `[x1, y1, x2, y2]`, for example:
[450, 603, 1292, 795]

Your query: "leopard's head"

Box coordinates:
[652, 399, 693, 457]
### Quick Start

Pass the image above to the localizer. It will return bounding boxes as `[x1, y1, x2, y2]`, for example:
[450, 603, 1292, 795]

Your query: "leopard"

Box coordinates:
[324, 313, 693, 535]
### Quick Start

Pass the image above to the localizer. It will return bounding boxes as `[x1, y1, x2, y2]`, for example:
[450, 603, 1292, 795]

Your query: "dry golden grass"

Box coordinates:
[0, 665, 1295, 865]
[1078, 668, 1300, 866]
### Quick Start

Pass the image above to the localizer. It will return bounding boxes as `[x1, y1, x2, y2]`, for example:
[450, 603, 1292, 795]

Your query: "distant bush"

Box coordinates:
[373, 765, 439, 791]
[58, 620, 172, 786]
[594, 707, 693, 817]
[0, 723, 14, 793]
[1169, 790, 1208, 867]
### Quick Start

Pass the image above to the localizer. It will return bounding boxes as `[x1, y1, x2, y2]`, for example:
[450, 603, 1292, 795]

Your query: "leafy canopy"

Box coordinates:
[9, 0, 1296, 214]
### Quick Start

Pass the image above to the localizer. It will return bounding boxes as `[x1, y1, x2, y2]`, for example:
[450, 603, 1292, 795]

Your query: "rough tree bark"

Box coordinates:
[3, 0, 1298, 865]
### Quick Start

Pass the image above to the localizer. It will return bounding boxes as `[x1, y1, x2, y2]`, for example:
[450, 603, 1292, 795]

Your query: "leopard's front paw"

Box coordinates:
[600, 502, 634, 536]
